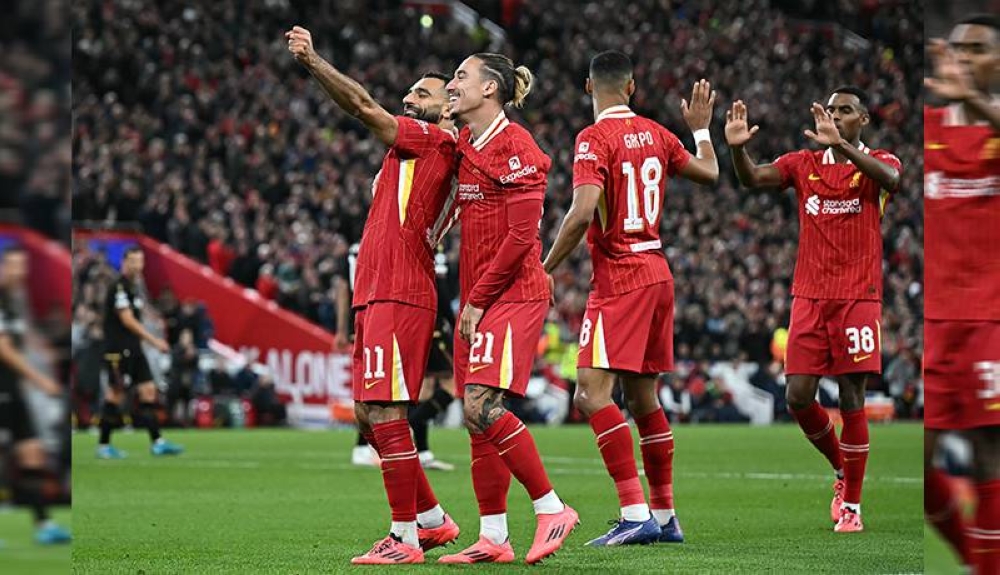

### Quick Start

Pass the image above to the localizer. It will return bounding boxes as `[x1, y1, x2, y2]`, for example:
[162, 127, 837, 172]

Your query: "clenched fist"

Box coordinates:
[285, 25, 316, 67]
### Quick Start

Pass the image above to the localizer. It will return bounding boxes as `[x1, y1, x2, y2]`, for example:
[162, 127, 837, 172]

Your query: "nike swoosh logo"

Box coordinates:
[469, 364, 491, 373]
[808, 173, 821, 181]
[364, 379, 383, 389]
[852, 354, 872, 363]
[926, 142, 948, 150]
[498, 445, 517, 457]
[987, 403, 1000, 411]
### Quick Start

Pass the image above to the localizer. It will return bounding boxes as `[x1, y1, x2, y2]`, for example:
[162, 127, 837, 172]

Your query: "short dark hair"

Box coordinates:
[958, 14, 1000, 32]
[830, 85, 869, 110]
[123, 245, 143, 258]
[590, 50, 633, 87]
[421, 71, 450, 83]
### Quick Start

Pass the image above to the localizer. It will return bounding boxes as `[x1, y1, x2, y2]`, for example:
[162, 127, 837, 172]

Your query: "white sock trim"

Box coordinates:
[417, 504, 445, 529]
[532, 490, 564, 515]
[390, 520, 420, 548]
[841, 502, 861, 515]
[651, 508, 676, 525]
[621, 503, 651, 522]
[480, 513, 508, 545]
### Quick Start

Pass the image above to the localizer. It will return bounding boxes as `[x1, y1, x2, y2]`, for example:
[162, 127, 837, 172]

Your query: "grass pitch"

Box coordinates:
[72, 423, 922, 574]
[0, 506, 71, 574]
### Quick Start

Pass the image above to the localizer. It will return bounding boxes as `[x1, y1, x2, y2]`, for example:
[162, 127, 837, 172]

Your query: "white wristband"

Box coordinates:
[692, 129, 711, 145]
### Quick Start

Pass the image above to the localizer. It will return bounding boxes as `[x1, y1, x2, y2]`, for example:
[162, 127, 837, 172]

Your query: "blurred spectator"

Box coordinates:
[251, 374, 287, 426]
[0, 0, 70, 243]
[168, 328, 201, 426]
[71, 303, 103, 429]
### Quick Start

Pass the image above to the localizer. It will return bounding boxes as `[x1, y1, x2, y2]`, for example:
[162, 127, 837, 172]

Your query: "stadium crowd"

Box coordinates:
[71, 0, 923, 418]
[1, 0, 70, 243]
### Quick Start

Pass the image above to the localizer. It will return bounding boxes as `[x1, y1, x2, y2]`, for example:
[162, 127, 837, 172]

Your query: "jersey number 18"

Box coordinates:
[622, 157, 663, 232]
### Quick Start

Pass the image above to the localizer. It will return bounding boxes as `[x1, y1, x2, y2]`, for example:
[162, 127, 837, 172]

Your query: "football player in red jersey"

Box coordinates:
[542, 51, 718, 546]
[924, 15, 1000, 574]
[435, 53, 578, 565]
[288, 26, 460, 565]
[725, 86, 901, 533]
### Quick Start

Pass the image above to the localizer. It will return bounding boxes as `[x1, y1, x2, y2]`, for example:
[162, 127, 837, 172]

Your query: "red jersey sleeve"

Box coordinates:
[467, 189, 544, 309]
[773, 150, 804, 189]
[392, 116, 455, 157]
[871, 149, 903, 193]
[572, 128, 608, 189]
[467, 137, 548, 309]
[661, 126, 691, 177]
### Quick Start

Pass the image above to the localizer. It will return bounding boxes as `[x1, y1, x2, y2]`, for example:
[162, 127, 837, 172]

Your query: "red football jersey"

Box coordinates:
[773, 143, 901, 301]
[455, 112, 551, 309]
[924, 105, 1000, 321]
[572, 105, 692, 297]
[352, 116, 459, 310]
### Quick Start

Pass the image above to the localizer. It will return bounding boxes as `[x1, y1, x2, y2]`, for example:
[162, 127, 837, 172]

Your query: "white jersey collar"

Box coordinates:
[471, 111, 510, 151]
[596, 105, 636, 122]
[822, 140, 870, 165]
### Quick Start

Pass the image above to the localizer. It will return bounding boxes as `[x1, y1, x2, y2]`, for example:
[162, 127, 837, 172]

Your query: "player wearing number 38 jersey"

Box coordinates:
[726, 85, 902, 534]
[544, 51, 719, 547]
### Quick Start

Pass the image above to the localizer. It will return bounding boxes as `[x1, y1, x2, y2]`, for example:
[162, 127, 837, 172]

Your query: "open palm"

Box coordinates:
[725, 100, 759, 146]
[924, 38, 975, 101]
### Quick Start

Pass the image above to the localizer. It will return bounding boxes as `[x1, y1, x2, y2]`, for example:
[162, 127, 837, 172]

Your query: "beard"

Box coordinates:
[403, 105, 442, 124]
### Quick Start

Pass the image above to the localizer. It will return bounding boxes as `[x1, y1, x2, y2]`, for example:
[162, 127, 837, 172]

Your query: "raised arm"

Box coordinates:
[543, 185, 600, 274]
[803, 103, 901, 191]
[925, 38, 1000, 133]
[677, 79, 719, 185]
[725, 100, 783, 188]
[286, 25, 398, 145]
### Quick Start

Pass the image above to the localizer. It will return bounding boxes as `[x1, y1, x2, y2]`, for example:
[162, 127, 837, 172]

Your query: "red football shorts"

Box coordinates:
[925, 319, 1000, 430]
[454, 299, 548, 398]
[577, 281, 674, 374]
[352, 301, 435, 403]
[786, 297, 882, 375]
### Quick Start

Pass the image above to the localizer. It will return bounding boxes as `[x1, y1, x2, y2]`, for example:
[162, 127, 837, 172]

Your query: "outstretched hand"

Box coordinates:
[681, 79, 717, 132]
[924, 38, 976, 101]
[803, 102, 842, 146]
[724, 100, 759, 146]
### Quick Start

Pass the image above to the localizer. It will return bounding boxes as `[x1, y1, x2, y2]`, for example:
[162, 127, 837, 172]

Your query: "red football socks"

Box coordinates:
[366, 429, 439, 514]
[791, 401, 844, 473]
[926, 468, 970, 566]
[590, 405, 645, 507]
[972, 480, 1000, 575]
[483, 412, 553, 500]
[839, 408, 869, 505]
[635, 409, 675, 510]
[470, 432, 512, 515]
[372, 420, 419, 522]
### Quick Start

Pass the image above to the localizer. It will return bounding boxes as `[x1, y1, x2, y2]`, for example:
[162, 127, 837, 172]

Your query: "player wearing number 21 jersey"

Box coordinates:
[438, 53, 578, 566]
[544, 51, 719, 546]
[726, 86, 901, 533]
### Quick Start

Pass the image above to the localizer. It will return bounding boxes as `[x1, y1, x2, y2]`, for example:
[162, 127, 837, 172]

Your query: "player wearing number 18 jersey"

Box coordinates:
[726, 87, 902, 533]
[923, 15, 1000, 574]
[544, 51, 719, 546]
